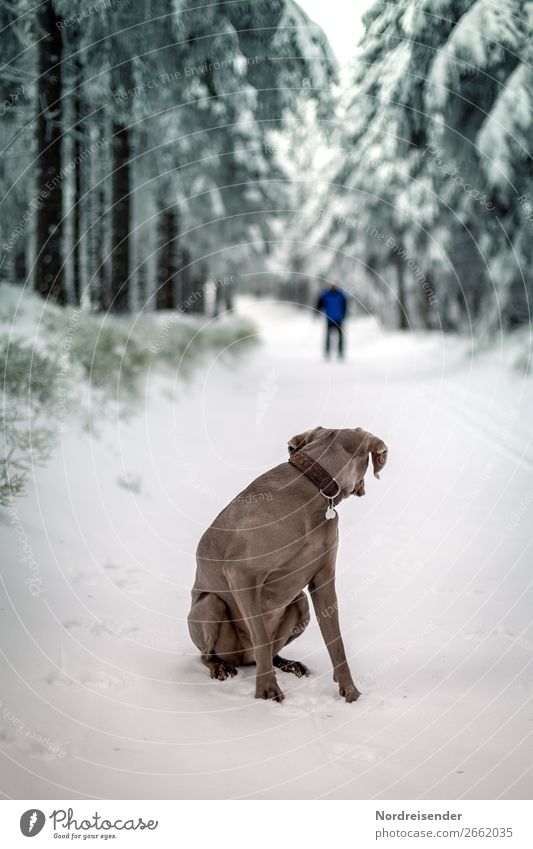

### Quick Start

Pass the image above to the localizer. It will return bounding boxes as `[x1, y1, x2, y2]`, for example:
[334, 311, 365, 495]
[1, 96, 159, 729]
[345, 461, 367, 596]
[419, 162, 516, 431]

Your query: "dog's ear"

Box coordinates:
[288, 426, 323, 454]
[352, 428, 388, 479]
[354, 480, 365, 496]
[369, 436, 388, 479]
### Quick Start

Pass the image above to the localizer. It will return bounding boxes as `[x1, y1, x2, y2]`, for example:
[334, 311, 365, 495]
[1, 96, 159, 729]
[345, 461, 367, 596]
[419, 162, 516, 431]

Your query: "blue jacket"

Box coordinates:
[317, 288, 347, 323]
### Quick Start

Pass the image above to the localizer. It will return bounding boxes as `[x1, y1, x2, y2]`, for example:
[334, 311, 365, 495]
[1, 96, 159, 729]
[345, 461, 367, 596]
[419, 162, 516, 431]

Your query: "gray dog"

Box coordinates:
[188, 426, 388, 702]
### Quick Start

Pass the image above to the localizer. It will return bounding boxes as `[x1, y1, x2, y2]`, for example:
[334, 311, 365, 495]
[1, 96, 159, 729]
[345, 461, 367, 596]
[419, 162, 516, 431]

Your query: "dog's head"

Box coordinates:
[288, 426, 388, 498]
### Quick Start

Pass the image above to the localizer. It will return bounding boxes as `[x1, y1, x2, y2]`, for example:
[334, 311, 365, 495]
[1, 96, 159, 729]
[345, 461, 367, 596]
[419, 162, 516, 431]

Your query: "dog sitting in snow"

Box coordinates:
[188, 426, 388, 702]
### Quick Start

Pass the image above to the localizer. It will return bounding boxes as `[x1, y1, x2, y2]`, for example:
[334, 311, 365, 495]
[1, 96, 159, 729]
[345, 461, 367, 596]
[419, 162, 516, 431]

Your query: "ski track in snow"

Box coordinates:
[0, 299, 532, 800]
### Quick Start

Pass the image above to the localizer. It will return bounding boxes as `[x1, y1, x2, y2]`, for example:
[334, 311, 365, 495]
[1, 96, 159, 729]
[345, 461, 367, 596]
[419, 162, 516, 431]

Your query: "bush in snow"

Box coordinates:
[39, 301, 256, 399]
[0, 284, 257, 502]
[0, 338, 57, 505]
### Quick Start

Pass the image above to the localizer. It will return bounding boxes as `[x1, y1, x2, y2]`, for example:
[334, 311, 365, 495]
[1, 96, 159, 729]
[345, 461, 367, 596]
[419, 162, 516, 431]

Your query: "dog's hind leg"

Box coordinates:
[201, 653, 238, 680]
[273, 655, 310, 677]
[272, 592, 311, 677]
[188, 592, 239, 680]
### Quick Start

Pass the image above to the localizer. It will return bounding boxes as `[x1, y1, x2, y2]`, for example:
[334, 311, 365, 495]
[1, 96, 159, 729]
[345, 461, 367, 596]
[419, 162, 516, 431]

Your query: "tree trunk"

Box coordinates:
[35, 0, 66, 304]
[191, 282, 205, 313]
[180, 250, 193, 312]
[395, 254, 409, 330]
[14, 249, 27, 285]
[71, 56, 83, 305]
[88, 118, 109, 311]
[420, 272, 434, 330]
[189, 265, 205, 314]
[110, 121, 131, 312]
[91, 182, 109, 311]
[214, 278, 233, 316]
[137, 258, 148, 311]
[213, 281, 221, 317]
[155, 204, 179, 310]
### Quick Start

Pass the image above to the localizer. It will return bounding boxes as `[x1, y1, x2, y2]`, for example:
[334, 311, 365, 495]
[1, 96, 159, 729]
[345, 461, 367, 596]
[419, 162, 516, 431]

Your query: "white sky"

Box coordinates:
[297, 0, 376, 64]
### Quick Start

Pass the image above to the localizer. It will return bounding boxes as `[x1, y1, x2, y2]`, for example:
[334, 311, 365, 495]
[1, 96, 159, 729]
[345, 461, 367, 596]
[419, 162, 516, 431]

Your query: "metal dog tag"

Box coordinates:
[325, 503, 336, 520]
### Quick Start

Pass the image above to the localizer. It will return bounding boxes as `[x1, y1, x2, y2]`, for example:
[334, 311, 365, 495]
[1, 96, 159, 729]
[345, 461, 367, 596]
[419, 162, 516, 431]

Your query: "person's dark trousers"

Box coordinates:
[325, 320, 344, 359]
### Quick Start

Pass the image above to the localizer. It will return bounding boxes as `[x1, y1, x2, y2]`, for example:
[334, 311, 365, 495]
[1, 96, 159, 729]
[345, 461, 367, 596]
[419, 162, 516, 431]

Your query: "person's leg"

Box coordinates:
[325, 321, 332, 358]
[338, 322, 344, 358]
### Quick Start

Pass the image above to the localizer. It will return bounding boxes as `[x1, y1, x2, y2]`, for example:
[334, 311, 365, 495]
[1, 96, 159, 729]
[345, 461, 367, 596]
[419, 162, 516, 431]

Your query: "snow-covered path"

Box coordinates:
[1, 300, 532, 800]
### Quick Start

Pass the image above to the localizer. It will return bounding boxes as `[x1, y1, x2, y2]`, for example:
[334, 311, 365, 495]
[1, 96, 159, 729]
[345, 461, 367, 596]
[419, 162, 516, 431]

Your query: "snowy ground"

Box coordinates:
[1, 299, 532, 800]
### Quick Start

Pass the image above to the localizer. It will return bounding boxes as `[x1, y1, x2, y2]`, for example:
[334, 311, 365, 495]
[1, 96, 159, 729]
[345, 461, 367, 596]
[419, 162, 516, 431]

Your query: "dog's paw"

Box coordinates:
[339, 681, 361, 703]
[275, 657, 310, 678]
[255, 677, 285, 702]
[210, 661, 238, 681]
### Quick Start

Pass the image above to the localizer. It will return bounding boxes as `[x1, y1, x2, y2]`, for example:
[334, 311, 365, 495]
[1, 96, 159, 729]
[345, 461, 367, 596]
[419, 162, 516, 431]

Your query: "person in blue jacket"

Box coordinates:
[316, 282, 348, 359]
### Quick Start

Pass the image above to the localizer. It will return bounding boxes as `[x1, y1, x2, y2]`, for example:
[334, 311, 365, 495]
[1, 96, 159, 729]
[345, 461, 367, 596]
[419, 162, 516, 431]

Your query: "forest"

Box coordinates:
[0, 0, 335, 314]
[1, 1, 531, 330]
[280, 0, 533, 332]
[0, 0, 336, 501]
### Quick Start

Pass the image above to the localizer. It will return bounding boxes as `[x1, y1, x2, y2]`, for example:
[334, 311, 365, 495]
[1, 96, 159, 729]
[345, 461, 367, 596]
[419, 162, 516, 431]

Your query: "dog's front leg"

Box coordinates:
[309, 566, 360, 703]
[223, 565, 284, 702]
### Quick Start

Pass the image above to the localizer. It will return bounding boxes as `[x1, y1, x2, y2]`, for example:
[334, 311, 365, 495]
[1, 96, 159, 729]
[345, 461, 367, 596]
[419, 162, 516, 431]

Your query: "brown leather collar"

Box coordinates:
[288, 450, 341, 502]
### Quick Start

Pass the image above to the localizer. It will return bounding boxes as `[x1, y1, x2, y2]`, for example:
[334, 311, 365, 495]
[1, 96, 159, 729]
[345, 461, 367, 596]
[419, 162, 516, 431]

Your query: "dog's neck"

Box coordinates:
[288, 449, 356, 502]
[288, 450, 340, 500]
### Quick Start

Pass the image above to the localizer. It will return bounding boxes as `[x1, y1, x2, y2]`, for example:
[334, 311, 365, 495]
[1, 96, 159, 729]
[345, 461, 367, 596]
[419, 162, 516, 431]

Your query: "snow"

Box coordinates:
[273, 0, 338, 87]
[427, 0, 523, 109]
[1, 298, 532, 800]
[477, 62, 533, 188]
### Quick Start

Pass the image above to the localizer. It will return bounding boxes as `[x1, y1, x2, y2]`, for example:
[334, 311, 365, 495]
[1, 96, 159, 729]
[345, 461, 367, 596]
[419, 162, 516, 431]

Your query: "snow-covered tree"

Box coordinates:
[0, 0, 336, 313]
[0, 0, 34, 289]
[298, 0, 533, 331]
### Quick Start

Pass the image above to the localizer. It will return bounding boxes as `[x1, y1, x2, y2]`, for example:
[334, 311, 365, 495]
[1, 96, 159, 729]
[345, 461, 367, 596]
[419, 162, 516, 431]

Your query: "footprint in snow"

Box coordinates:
[62, 618, 83, 631]
[117, 471, 144, 495]
[80, 668, 126, 690]
[329, 741, 387, 765]
[0, 725, 70, 761]
[63, 617, 139, 640]
[104, 561, 145, 596]
[44, 665, 126, 690]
